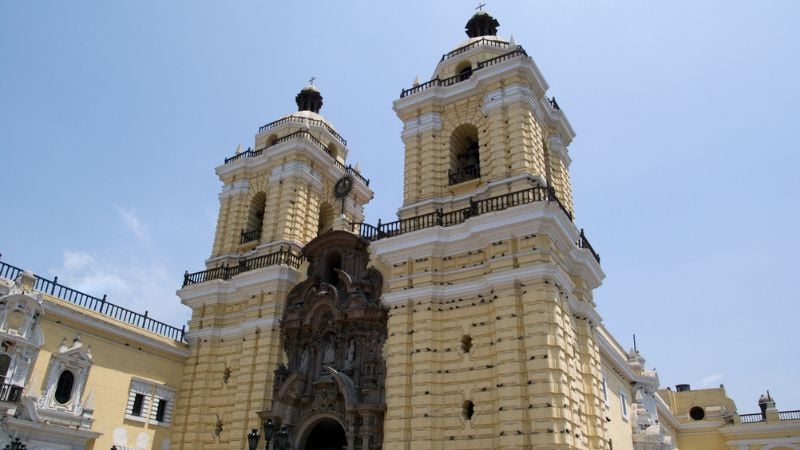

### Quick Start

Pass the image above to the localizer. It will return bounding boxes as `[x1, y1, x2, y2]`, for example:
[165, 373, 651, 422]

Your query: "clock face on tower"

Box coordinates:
[334, 176, 353, 199]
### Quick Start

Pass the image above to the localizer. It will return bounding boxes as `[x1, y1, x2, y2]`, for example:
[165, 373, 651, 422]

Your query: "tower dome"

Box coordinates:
[295, 84, 323, 113]
[464, 10, 500, 37]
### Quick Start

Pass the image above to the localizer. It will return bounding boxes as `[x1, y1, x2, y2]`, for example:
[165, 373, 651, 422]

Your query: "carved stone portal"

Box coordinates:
[267, 230, 387, 450]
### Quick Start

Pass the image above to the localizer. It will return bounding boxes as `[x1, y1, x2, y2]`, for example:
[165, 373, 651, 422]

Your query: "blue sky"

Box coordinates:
[2, 1, 798, 411]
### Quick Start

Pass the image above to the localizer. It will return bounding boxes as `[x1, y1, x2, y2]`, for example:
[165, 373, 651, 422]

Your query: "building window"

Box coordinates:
[125, 379, 176, 425]
[155, 398, 168, 422]
[54, 370, 75, 404]
[620, 391, 628, 419]
[131, 393, 145, 416]
[601, 375, 608, 404]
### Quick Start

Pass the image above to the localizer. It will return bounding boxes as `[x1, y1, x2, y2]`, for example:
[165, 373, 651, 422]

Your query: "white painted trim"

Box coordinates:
[402, 111, 442, 139]
[372, 201, 603, 289]
[185, 315, 280, 341]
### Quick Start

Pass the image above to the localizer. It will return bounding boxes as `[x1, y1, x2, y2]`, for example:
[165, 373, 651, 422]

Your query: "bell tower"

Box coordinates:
[367, 11, 608, 450]
[394, 10, 575, 220]
[172, 86, 372, 448]
[208, 84, 372, 267]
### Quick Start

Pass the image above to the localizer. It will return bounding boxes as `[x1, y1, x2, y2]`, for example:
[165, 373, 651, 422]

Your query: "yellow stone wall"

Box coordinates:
[600, 361, 634, 450]
[170, 266, 303, 449]
[377, 229, 606, 449]
[34, 294, 186, 450]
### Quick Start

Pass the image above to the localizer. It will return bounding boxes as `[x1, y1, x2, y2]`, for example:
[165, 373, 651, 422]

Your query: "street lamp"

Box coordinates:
[275, 425, 290, 450]
[262, 418, 275, 450]
[247, 429, 260, 450]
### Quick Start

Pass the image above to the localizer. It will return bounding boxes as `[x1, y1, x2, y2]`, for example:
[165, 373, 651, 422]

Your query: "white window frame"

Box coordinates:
[125, 378, 176, 426]
[620, 390, 629, 420]
[601, 375, 609, 406]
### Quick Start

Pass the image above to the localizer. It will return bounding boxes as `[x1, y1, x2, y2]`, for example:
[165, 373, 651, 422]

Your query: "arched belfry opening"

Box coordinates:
[266, 231, 387, 449]
[448, 124, 481, 185]
[243, 192, 266, 243]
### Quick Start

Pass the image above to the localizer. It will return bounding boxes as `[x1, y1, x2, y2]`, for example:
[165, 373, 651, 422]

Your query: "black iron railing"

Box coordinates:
[350, 186, 600, 264]
[183, 249, 304, 287]
[224, 146, 263, 164]
[0, 383, 22, 404]
[0, 258, 185, 341]
[739, 413, 764, 424]
[779, 410, 800, 421]
[440, 37, 511, 62]
[448, 166, 480, 185]
[401, 47, 527, 98]
[258, 115, 347, 147]
[223, 131, 369, 186]
[240, 229, 261, 244]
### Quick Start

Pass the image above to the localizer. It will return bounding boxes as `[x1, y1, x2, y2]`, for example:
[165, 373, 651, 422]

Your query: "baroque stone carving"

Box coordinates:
[268, 231, 387, 450]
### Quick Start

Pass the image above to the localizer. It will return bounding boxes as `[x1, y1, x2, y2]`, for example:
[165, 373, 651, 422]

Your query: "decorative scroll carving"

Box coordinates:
[268, 231, 387, 449]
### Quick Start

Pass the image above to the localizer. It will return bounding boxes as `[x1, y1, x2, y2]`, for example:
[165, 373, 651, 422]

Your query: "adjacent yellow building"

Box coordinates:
[1, 9, 797, 450]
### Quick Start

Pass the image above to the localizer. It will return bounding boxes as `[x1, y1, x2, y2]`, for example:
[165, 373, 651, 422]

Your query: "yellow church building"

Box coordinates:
[1, 9, 797, 450]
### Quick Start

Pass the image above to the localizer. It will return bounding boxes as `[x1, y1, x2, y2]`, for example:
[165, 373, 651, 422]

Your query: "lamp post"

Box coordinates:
[262, 418, 275, 450]
[275, 425, 290, 450]
[247, 429, 260, 450]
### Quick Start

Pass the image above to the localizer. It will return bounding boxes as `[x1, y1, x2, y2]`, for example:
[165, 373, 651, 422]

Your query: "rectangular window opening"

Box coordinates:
[132, 393, 145, 417]
[156, 398, 167, 422]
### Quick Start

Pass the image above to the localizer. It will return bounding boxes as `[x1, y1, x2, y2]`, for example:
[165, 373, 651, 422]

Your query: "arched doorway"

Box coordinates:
[304, 418, 347, 450]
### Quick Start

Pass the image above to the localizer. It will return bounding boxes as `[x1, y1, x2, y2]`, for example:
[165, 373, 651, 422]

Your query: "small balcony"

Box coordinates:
[240, 229, 261, 245]
[448, 165, 480, 186]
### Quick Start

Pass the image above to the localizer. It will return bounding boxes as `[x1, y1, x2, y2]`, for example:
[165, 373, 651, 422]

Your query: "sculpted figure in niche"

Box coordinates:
[322, 335, 335, 366]
[344, 340, 355, 371]
[299, 347, 309, 372]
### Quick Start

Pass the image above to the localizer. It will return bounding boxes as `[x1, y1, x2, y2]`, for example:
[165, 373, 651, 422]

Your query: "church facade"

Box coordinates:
[1, 9, 798, 450]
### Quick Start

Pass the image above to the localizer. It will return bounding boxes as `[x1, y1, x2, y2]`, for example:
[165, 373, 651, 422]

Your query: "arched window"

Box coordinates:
[456, 61, 473, 82]
[324, 252, 342, 285]
[242, 192, 267, 244]
[267, 134, 278, 147]
[55, 370, 75, 404]
[327, 143, 338, 159]
[448, 124, 480, 185]
[318, 202, 335, 236]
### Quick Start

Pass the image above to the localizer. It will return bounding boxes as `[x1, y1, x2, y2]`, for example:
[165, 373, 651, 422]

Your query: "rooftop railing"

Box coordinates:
[350, 186, 600, 264]
[0, 257, 185, 341]
[258, 115, 347, 147]
[223, 131, 369, 186]
[738, 413, 764, 423]
[401, 47, 528, 98]
[440, 37, 511, 62]
[779, 410, 800, 421]
[182, 248, 304, 287]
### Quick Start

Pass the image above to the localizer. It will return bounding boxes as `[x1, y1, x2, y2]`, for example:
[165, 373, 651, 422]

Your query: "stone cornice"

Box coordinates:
[42, 298, 188, 359]
[372, 201, 604, 289]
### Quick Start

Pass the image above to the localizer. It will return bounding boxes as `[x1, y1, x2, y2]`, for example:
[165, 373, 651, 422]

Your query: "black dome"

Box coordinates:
[465, 11, 500, 38]
[295, 85, 323, 113]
